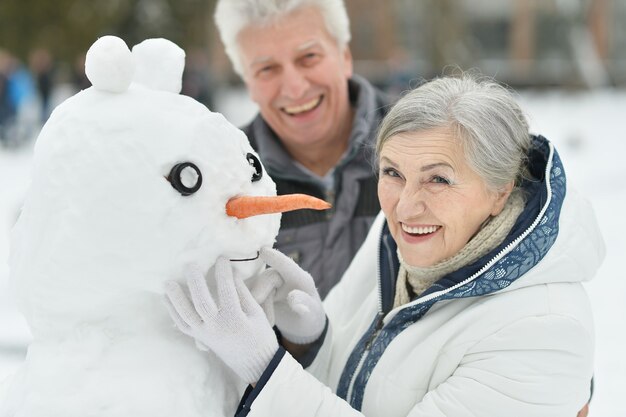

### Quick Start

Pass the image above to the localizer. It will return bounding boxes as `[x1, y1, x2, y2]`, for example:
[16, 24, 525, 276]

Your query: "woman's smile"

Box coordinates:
[400, 223, 441, 243]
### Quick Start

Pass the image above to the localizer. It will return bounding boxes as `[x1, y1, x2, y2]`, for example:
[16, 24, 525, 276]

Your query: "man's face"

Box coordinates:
[237, 6, 353, 149]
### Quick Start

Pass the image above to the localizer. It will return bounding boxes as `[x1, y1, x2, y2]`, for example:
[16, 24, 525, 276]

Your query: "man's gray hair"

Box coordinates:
[376, 74, 531, 192]
[214, 0, 351, 76]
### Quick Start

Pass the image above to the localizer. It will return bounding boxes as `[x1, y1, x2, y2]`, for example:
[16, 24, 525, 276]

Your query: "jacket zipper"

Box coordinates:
[346, 312, 384, 403]
[345, 228, 390, 402]
[343, 142, 556, 404]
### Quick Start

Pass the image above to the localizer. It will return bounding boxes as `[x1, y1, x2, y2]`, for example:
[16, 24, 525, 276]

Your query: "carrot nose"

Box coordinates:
[226, 194, 331, 219]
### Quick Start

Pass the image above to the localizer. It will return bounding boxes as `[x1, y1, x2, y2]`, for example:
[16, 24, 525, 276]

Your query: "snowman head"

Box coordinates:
[11, 36, 328, 332]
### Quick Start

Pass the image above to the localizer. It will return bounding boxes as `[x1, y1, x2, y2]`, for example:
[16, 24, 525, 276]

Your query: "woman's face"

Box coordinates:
[378, 127, 512, 267]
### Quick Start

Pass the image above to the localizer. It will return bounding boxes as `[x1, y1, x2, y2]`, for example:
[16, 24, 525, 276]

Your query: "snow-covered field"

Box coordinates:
[1, 88, 624, 415]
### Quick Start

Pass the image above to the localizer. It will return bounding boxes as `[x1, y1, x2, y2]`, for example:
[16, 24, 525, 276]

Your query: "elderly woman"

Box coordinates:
[166, 75, 604, 416]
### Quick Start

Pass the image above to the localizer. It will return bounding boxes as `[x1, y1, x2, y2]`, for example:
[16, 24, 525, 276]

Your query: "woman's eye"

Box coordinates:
[246, 153, 263, 182]
[431, 175, 450, 185]
[381, 167, 401, 178]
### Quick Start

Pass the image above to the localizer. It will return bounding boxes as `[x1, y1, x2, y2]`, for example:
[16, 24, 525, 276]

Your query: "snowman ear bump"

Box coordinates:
[132, 38, 185, 94]
[85, 35, 135, 93]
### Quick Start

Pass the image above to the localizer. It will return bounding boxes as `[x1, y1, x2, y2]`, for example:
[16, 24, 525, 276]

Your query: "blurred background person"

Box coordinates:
[71, 53, 91, 92]
[28, 48, 56, 124]
[0, 50, 16, 144]
[181, 48, 216, 111]
[0, 50, 37, 148]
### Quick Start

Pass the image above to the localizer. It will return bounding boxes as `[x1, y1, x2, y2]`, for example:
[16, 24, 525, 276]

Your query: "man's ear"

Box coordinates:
[490, 181, 515, 216]
[342, 46, 353, 78]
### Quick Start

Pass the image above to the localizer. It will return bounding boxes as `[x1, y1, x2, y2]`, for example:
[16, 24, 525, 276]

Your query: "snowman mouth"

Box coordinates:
[229, 252, 260, 262]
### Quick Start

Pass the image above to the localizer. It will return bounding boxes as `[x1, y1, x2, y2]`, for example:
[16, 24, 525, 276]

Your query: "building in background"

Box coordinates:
[208, 0, 625, 91]
[0, 0, 623, 114]
[344, 0, 622, 89]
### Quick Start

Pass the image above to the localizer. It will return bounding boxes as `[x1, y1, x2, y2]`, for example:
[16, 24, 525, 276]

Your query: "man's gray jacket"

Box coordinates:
[242, 75, 391, 298]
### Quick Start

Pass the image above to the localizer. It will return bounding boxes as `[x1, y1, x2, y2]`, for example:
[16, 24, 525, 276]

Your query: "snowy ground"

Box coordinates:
[0, 87, 624, 415]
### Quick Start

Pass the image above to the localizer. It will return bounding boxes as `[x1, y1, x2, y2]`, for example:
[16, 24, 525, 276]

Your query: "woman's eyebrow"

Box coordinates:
[380, 157, 453, 172]
[379, 156, 398, 167]
[421, 162, 453, 172]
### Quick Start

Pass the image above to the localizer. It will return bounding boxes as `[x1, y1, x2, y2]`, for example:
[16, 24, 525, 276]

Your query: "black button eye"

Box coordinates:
[246, 153, 263, 182]
[167, 162, 202, 196]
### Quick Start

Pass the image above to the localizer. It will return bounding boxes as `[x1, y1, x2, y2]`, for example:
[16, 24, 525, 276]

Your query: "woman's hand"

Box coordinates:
[164, 258, 278, 384]
[247, 247, 326, 345]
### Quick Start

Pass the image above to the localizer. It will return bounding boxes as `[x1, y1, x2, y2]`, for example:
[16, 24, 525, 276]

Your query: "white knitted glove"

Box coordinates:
[164, 257, 278, 384]
[247, 247, 326, 345]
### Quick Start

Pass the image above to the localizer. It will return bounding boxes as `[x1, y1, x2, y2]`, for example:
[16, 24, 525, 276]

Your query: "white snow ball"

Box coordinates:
[132, 38, 185, 93]
[85, 36, 134, 93]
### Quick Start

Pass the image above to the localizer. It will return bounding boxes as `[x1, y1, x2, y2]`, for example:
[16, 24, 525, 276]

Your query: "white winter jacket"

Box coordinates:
[235, 136, 605, 417]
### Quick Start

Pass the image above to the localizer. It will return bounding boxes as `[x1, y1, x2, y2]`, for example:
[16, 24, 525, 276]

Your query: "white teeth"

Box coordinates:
[284, 97, 321, 114]
[401, 224, 439, 235]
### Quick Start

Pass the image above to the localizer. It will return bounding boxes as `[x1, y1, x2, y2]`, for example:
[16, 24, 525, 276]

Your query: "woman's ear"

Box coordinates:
[490, 181, 515, 216]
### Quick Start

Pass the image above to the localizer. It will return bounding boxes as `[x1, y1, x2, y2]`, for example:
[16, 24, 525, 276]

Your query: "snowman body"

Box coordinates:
[0, 37, 280, 417]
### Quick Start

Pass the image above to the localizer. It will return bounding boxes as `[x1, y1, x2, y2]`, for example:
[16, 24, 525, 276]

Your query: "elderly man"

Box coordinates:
[214, 0, 391, 298]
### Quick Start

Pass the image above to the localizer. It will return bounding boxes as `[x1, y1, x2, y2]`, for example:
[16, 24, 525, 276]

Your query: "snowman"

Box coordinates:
[0, 36, 328, 417]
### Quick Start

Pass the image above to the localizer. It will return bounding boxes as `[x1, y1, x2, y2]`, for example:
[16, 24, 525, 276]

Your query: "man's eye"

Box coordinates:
[256, 65, 277, 78]
[300, 53, 320, 66]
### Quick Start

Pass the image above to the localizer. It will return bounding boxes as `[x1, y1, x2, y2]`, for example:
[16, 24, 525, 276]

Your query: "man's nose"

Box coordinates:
[280, 65, 309, 99]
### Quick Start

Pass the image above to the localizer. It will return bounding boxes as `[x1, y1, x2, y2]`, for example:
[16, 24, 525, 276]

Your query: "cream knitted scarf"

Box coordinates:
[393, 190, 526, 308]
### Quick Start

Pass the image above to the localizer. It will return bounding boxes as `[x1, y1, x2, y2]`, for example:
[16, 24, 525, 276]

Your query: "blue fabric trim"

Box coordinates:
[339, 135, 567, 410]
[379, 224, 399, 314]
[335, 314, 382, 401]
[234, 347, 286, 417]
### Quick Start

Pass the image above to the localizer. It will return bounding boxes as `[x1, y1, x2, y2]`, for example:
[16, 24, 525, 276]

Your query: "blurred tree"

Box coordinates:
[0, 0, 216, 62]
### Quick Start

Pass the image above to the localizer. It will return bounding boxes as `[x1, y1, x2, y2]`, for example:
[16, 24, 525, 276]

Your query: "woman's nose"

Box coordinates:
[396, 187, 427, 218]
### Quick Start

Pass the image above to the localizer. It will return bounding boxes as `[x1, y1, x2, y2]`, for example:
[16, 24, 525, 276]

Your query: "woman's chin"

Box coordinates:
[398, 248, 441, 268]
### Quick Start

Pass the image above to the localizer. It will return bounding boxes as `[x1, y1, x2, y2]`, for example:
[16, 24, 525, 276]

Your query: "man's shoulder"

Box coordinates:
[350, 74, 394, 115]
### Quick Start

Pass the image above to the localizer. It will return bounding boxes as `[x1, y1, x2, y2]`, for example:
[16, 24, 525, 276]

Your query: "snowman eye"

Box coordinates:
[246, 153, 263, 182]
[167, 162, 203, 196]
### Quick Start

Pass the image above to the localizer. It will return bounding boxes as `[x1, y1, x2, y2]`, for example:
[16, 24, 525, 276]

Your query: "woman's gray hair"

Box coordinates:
[376, 74, 531, 192]
[214, 0, 351, 76]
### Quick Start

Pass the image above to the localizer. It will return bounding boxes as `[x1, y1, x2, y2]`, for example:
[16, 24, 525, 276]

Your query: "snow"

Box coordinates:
[85, 36, 135, 93]
[518, 89, 626, 417]
[132, 38, 186, 94]
[1, 83, 625, 415]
